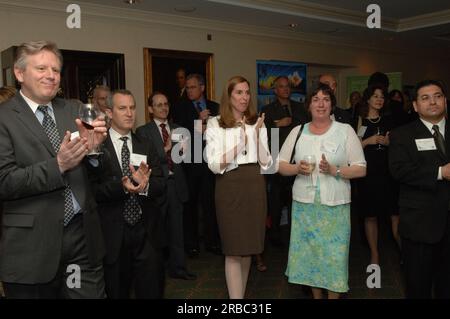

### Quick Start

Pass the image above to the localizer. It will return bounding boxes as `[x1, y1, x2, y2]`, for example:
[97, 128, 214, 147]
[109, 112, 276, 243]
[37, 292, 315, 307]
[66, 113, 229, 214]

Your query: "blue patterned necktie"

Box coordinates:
[37, 105, 76, 226]
[195, 101, 202, 113]
[120, 136, 141, 225]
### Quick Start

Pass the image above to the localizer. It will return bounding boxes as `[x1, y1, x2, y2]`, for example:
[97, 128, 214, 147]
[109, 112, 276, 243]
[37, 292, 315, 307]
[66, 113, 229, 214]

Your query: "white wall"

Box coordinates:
[1, 0, 449, 126]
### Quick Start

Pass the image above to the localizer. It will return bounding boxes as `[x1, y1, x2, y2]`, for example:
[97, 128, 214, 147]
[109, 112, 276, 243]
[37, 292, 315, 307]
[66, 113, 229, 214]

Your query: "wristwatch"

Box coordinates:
[335, 166, 341, 179]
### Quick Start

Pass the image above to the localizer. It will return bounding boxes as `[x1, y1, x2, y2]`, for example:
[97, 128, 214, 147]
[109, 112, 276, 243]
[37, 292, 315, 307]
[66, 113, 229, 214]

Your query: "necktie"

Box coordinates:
[120, 136, 141, 225]
[195, 101, 202, 113]
[160, 123, 174, 172]
[432, 125, 446, 156]
[37, 105, 76, 226]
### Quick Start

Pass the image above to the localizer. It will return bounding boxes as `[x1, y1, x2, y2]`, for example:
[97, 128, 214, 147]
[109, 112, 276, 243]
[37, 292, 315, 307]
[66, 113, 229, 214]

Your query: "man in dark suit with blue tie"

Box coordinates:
[171, 74, 221, 257]
[389, 80, 450, 298]
[136, 92, 196, 280]
[0, 40, 108, 298]
[94, 89, 166, 298]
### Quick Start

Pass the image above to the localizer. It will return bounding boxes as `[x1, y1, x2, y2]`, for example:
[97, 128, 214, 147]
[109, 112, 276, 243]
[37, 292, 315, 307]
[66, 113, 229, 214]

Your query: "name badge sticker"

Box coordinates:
[130, 153, 147, 166]
[415, 138, 437, 151]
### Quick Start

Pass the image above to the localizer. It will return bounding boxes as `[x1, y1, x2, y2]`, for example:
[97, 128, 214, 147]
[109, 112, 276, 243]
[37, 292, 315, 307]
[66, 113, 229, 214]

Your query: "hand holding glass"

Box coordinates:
[78, 103, 103, 156]
[302, 155, 316, 189]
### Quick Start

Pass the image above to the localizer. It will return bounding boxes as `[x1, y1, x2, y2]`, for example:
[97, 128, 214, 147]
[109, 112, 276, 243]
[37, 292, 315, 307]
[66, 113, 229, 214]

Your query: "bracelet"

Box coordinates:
[335, 166, 341, 180]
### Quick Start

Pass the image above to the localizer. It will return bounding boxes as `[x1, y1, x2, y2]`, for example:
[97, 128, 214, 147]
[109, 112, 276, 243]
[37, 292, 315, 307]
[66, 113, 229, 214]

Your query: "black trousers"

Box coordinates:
[183, 163, 220, 250]
[103, 220, 164, 299]
[267, 173, 294, 241]
[166, 177, 188, 274]
[3, 214, 106, 299]
[402, 214, 450, 299]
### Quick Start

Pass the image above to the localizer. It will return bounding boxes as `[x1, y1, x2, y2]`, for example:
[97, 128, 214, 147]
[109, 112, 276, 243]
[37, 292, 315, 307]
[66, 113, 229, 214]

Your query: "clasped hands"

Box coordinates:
[122, 161, 152, 194]
[57, 117, 107, 173]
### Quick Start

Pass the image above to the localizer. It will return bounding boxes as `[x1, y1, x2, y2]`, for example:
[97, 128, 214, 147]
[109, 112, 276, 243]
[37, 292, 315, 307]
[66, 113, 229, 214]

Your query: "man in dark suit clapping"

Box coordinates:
[137, 92, 196, 280]
[0, 41, 107, 299]
[94, 89, 166, 298]
[389, 80, 450, 298]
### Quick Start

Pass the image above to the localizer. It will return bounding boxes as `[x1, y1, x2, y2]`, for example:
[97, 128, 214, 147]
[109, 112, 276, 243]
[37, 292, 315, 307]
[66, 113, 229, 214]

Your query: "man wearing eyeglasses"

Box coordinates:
[389, 79, 450, 299]
[136, 92, 196, 280]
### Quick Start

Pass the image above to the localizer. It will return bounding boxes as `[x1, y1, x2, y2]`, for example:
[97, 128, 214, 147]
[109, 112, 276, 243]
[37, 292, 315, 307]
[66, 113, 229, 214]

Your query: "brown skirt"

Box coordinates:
[215, 164, 267, 256]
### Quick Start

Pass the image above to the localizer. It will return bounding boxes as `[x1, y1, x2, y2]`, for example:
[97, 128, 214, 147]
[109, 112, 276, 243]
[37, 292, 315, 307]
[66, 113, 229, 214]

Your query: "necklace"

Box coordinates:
[367, 116, 381, 124]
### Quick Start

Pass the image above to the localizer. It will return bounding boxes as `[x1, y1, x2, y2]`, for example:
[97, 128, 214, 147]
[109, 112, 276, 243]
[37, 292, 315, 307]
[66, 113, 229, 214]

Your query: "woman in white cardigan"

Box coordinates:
[279, 84, 366, 299]
[205, 75, 272, 299]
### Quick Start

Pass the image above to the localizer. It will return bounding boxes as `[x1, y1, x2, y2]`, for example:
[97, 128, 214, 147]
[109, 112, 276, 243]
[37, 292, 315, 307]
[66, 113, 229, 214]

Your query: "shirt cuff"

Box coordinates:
[139, 183, 149, 196]
[438, 167, 443, 180]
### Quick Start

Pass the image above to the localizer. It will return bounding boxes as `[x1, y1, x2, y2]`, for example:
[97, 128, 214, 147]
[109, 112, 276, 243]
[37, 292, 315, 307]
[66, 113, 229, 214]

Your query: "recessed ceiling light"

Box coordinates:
[174, 6, 197, 13]
[124, 0, 140, 4]
[288, 23, 299, 28]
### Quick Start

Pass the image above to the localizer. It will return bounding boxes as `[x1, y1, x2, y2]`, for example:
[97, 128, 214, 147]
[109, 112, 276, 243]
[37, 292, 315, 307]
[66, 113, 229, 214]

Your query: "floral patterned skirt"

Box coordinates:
[285, 189, 350, 293]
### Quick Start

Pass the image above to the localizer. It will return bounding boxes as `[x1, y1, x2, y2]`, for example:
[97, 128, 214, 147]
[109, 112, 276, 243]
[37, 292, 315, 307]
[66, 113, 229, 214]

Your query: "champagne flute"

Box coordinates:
[78, 103, 102, 156]
[376, 127, 384, 151]
[302, 155, 316, 189]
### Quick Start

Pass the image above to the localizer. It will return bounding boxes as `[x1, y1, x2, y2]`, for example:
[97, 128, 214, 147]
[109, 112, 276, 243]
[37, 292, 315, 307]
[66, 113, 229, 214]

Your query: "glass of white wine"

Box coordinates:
[302, 155, 316, 189]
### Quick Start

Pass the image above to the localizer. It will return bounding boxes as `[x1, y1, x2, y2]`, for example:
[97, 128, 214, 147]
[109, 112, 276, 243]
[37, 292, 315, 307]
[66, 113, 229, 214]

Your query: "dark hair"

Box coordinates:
[413, 80, 447, 101]
[147, 91, 167, 106]
[360, 85, 387, 118]
[388, 89, 404, 104]
[305, 83, 336, 115]
[368, 72, 389, 89]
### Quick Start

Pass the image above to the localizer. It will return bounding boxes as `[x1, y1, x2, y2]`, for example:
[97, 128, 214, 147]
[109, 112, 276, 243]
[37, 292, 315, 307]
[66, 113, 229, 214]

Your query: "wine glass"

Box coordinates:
[78, 103, 102, 156]
[302, 155, 316, 189]
[376, 127, 385, 151]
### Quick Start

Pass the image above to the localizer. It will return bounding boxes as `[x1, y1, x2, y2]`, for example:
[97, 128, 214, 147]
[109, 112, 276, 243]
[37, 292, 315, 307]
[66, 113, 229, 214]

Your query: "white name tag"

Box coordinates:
[171, 133, 182, 142]
[130, 153, 147, 166]
[415, 138, 437, 151]
[321, 140, 338, 154]
[357, 126, 367, 138]
[70, 131, 80, 140]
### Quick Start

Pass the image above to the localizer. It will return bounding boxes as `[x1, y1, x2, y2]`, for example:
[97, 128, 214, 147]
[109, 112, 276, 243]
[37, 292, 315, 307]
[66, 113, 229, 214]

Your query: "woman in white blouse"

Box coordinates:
[205, 75, 272, 299]
[278, 84, 366, 299]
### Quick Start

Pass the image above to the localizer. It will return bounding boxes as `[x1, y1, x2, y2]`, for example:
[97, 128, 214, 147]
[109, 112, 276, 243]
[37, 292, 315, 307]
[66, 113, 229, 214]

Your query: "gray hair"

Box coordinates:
[14, 40, 63, 70]
[93, 85, 111, 98]
[186, 73, 205, 86]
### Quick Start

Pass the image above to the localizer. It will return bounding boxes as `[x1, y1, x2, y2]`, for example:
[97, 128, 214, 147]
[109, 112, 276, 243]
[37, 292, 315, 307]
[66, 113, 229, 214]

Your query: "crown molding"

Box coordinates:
[206, 0, 398, 31]
[0, 0, 447, 58]
[398, 9, 450, 32]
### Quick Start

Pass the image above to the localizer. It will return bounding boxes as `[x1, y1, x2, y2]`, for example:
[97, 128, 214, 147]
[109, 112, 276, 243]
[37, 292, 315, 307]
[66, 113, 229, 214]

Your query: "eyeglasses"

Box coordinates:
[419, 93, 445, 103]
[153, 102, 170, 108]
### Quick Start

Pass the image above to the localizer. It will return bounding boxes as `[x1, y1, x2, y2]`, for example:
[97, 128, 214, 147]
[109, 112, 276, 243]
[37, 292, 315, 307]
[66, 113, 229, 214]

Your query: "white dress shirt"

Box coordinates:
[205, 116, 272, 174]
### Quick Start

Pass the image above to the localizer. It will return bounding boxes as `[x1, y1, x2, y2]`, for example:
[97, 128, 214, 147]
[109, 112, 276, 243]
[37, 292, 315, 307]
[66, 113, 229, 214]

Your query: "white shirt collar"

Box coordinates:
[154, 118, 169, 128]
[20, 90, 53, 114]
[109, 127, 132, 142]
[420, 117, 446, 135]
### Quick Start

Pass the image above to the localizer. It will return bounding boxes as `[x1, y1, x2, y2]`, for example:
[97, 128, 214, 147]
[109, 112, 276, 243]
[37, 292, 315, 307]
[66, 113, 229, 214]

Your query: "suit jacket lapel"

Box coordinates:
[13, 95, 55, 155]
[105, 135, 122, 175]
[149, 121, 166, 160]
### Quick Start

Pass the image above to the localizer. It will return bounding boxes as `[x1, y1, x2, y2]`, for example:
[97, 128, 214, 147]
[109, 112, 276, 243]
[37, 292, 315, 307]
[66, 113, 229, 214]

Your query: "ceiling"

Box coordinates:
[78, 0, 450, 50]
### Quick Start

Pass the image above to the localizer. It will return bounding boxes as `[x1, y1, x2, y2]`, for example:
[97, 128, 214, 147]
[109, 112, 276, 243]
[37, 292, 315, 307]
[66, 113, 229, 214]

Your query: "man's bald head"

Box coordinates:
[319, 74, 337, 94]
